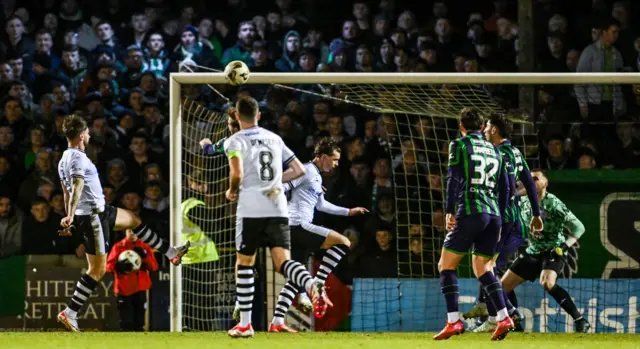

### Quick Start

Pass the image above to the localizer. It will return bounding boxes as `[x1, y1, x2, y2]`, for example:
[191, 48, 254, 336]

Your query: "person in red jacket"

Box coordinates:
[106, 229, 158, 331]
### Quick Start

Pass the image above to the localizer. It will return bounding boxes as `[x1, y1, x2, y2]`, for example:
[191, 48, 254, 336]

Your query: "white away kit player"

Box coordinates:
[55, 114, 190, 332]
[268, 137, 368, 332]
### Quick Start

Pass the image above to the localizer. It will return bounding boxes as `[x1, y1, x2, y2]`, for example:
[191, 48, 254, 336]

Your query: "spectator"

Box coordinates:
[221, 20, 256, 66]
[0, 194, 22, 257]
[106, 229, 158, 332]
[355, 228, 397, 278]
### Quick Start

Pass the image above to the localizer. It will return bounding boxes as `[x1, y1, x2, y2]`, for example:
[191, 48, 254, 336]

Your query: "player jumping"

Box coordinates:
[223, 97, 329, 338]
[500, 170, 591, 333]
[465, 113, 544, 332]
[268, 137, 369, 332]
[56, 115, 190, 332]
[435, 107, 513, 341]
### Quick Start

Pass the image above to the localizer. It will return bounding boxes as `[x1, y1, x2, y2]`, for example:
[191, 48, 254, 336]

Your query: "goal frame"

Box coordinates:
[168, 72, 637, 332]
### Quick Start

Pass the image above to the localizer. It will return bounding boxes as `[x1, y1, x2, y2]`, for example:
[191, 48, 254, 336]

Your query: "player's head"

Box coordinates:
[226, 107, 240, 134]
[314, 137, 341, 172]
[234, 96, 261, 126]
[62, 114, 89, 146]
[459, 107, 484, 134]
[484, 112, 513, 144]
[530, 169, 548, 193]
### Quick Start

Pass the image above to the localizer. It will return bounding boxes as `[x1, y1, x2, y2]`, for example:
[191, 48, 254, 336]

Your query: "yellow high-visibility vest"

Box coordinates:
[181, 198, 219, 264]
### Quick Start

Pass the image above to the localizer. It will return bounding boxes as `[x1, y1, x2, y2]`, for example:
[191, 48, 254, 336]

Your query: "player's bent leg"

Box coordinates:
[58, 253, 107, 332]
[114, 208, 190, 264]
[316, 229, 350, 286]
[540, 269, 589, 331]
[273, 247, 328, 319]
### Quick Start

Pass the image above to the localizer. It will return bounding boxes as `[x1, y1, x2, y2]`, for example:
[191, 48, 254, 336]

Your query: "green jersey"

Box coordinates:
[520, 192, 585, 254]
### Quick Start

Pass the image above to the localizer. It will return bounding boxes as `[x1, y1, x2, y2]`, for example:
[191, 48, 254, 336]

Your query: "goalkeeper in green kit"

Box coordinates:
[500, 170, 591, 333]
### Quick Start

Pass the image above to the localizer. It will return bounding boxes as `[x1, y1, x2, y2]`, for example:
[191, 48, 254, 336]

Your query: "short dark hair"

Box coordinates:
[600, 17, 621, 31]
[62, 114, 88, 140]
[459, 107, 484, 132]
[235, 97, 259, 123]
[488, 112, 513, 139]
[62, 44, 79, 53]
[314, 137, 341, 157]
[35, 28, 52, 39]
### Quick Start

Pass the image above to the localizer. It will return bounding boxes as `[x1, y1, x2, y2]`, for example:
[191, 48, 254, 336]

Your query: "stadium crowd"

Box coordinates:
[0, 0, 639, 285]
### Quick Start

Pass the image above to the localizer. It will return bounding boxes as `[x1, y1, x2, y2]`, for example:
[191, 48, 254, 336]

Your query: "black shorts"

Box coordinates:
[235, 217, 290, 255]
[75, 205, 117, 256]
[509, 250, 565, 282]
[290, 225, 327, 263]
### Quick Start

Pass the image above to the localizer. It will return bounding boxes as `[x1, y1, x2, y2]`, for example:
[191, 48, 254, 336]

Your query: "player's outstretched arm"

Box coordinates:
[200, 137, 226, 155]
[315, 194, 351, 216]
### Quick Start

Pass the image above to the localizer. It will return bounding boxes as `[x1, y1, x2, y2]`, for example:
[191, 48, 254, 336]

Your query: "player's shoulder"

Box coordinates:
[64, 149, 89, 163]
[545, 192, 564, 205]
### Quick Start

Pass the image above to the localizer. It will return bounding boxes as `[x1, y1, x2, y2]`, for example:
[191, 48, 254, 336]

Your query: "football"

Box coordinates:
[118, 250, 142, 272]
[224, 60, 250, 86]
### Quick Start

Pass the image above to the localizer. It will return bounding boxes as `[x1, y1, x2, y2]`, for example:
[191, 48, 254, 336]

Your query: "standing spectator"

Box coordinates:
[106, 229, 158, 332]
[575, 18, 626, 121]
[0, 194, 22, 258]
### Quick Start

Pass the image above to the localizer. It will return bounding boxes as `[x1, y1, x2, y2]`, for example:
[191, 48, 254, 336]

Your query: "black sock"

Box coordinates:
[548, 285, 582, 320]
[477, 281, 486, 304]
[439, 269, 459, 313]
[68, 274, 99, 313]
[133, 224, 167, 254]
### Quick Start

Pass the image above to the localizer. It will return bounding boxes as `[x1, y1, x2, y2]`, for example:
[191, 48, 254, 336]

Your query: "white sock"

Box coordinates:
[447, 312, 460, 323]
[271, 316, 284, 326]
[488, 316, 497, 322]
[65, 307, 78, 318]
[496, 308, 509, 321]
[165, 246, 177, 259]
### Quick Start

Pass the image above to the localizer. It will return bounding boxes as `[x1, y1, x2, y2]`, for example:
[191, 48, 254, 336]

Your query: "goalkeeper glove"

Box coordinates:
[133, 246, 147, 259]
[115, 260, 133, 273]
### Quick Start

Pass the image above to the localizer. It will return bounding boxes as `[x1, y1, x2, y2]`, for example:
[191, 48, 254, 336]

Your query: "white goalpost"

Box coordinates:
[169, 72, 638, 333]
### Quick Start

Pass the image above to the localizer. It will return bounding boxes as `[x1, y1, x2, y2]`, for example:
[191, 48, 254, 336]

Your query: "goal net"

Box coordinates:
[170, 72, 640, 334]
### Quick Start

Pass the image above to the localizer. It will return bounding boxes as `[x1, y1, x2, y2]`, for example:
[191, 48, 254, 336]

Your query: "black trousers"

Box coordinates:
[117, 291, 146, 331]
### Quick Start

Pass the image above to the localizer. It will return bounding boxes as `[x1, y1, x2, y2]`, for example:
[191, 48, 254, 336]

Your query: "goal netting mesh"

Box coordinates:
[175, 73, 639, 334]
[180, 98, 236, 331]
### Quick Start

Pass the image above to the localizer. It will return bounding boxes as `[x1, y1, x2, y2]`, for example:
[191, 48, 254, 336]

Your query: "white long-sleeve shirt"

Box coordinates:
[285, 162, 349, 226]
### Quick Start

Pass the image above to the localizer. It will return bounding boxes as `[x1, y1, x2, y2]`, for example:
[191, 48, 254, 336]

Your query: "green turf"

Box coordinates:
[0, 332, 639, 349]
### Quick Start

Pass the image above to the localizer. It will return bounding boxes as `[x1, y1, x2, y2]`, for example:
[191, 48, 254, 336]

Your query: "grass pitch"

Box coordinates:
[1, 332, 638, 349]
